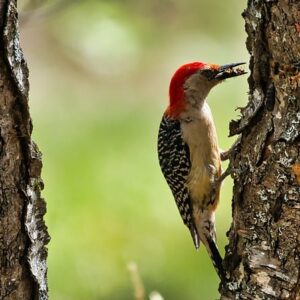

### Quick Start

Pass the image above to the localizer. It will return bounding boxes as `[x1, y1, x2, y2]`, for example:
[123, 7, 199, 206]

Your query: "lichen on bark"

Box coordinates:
[220, 1, 300, 299]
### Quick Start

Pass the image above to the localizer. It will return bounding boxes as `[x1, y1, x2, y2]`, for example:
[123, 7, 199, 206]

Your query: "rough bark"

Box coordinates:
[219, 1, 300, 299]
[0, 1, 49, 299]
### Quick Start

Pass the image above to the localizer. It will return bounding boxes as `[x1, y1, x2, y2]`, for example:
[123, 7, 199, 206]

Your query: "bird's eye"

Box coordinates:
[201, 69, 215, 80]
[184, 117, 193, 123]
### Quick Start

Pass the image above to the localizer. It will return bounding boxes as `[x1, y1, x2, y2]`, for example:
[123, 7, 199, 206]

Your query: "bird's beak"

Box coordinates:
[214, 62, 247, 80]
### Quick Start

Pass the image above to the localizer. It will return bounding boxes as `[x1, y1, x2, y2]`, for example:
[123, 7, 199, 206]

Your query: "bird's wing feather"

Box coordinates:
[157, 115, 199, 248]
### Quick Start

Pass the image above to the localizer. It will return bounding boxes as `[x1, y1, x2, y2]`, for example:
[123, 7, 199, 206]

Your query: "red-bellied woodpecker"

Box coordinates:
[157, 61, 246, 279]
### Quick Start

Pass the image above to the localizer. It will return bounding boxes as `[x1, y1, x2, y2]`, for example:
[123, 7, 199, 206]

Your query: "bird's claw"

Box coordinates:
[220, 136, 241, 161]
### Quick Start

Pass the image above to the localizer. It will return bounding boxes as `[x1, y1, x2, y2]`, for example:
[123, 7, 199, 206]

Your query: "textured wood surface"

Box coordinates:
[0, 1, 49, 299]
[220, 1, 300, 299]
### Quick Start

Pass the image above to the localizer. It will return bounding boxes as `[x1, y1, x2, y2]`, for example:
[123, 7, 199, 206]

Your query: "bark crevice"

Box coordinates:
[221, 1, 300, 299]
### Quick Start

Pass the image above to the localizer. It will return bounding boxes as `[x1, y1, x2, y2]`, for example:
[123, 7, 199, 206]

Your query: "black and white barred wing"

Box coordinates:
[157, 115, 199, 248]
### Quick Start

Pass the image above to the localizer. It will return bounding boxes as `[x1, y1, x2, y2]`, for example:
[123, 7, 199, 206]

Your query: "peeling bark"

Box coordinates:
[0, 1, 49, 299]
[220, 1, 300, 299]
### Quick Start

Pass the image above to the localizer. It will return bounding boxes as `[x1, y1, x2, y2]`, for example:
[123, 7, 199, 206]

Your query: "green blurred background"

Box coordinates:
[19, 0, 248, 299]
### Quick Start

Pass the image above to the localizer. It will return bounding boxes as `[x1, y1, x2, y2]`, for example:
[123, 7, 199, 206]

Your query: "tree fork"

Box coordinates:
[0, 1, 49, 299]
[220, 1, 300, 299]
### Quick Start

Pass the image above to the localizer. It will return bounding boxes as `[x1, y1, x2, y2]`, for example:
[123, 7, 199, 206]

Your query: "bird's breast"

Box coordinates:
[180, 104, 221, 207]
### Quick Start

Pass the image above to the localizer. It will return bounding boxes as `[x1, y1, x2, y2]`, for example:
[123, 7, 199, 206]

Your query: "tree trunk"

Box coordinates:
[0, 1, 49, 299]
[220, 1, 300, 299]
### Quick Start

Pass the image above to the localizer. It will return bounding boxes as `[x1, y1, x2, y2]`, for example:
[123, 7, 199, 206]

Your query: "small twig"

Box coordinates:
[127, 262, 145, 300]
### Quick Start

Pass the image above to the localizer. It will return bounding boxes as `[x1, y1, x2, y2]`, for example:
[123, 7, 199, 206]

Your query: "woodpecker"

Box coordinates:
[157, 61, 245, 279]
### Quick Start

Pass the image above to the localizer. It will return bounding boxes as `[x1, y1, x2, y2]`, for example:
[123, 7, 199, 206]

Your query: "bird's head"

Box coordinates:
[166, 61, 246, 118]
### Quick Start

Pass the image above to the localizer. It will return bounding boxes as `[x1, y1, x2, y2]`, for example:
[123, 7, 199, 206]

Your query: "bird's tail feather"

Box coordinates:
[193, 211, 225, 280]
[204, 234, 225, 280]
[190, 224, 200, 249]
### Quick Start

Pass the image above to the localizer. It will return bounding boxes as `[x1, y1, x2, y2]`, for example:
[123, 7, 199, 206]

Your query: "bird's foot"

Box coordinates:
[220, 136, 241, 161]
[212, 167, 232, 193]
[207, 167, 232, 207]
